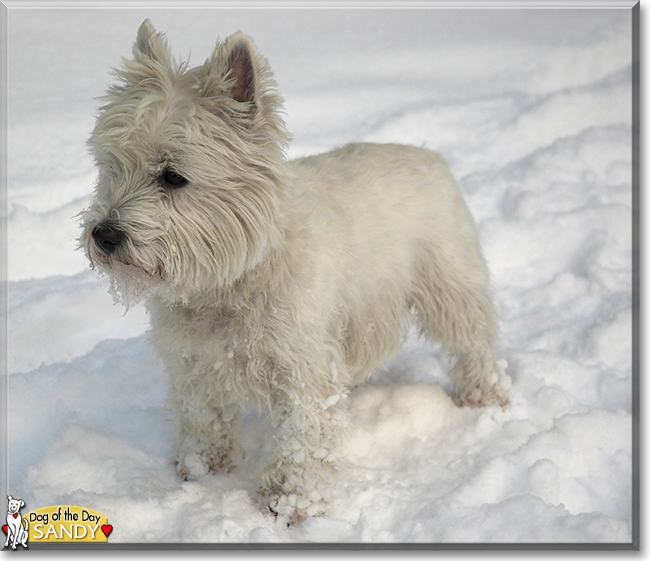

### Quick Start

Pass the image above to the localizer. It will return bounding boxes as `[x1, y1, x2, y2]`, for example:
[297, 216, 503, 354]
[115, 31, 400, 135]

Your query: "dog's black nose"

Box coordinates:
[92, 223, 125, 255]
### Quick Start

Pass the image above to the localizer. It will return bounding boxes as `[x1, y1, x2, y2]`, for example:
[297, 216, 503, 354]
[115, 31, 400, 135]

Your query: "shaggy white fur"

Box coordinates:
[80, 20, 510, 523]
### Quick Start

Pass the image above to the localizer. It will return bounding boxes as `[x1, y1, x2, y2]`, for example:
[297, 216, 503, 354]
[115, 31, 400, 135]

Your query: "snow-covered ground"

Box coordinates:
[5, 5, 635, 545]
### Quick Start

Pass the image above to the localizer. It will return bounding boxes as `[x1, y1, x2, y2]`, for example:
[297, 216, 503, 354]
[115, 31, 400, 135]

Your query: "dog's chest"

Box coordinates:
[150, 298, 273, 389]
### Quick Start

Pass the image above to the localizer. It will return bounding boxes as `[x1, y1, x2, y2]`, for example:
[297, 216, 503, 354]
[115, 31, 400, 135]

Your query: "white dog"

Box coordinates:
[4, 496, 28, 549]
[80, 20, 509, 522]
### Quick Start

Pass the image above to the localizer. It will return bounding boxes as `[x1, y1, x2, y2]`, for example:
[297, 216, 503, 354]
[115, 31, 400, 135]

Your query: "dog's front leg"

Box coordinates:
[175, 404, 244, 480]
[17, 524, 27, 548]
[172, 378, 245, 480]
[262, 363, 349, 523]
[9, 527, 17, 550]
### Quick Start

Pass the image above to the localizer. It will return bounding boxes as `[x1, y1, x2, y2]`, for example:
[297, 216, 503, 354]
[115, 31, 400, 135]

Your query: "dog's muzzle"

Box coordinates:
[91, 222, 126, 255]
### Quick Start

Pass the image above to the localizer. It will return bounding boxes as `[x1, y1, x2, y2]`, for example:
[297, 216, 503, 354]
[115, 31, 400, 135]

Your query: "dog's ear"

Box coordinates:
[199, 32, 261, 115]
[196, 32, 290, 147]
[7, 495, 12, 501]
[223, 38, 256, 106]
[132, 19, 172, 66]
[108, 20, 174, 90]
[19, 500, 24, 509]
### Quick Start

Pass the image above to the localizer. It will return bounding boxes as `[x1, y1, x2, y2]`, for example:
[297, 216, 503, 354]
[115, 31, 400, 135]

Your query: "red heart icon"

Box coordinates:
[101, 524, 112, 538]
[13, 514, 18, 519]
[2, 524, 7, 534]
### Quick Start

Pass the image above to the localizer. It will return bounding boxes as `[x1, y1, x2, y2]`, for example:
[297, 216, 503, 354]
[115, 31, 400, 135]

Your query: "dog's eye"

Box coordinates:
[162, 170, 188, 188]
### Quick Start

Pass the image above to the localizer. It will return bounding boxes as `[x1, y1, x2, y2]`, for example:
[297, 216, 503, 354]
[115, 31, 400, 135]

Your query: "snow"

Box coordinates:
[4, 5, 635, 545]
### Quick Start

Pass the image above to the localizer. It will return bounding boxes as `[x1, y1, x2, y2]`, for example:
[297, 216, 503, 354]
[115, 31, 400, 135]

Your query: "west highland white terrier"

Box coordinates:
[80, 20, 510, 523]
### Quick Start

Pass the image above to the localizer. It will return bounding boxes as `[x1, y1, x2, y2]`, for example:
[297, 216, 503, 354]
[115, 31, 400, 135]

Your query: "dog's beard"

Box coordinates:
[102, 261, 165, 310]
[85, 237, 168, 310]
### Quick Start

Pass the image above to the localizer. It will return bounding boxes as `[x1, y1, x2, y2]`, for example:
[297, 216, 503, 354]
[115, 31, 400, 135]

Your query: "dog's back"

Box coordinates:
[288, 142, 492, 386]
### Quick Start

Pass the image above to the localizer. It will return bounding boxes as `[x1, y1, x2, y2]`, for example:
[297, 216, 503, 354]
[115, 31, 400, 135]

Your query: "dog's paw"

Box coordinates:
[454, 359, 511, 408]
[175, 452, 209, 480]
[259, 489, 325, 526]
[259, 459, 336, 524]
[175, 443, 245, 480]
[454, 385, 511, 408]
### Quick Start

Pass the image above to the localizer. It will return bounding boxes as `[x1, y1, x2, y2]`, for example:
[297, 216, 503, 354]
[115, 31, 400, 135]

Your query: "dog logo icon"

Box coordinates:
[3, 496, 28, 550]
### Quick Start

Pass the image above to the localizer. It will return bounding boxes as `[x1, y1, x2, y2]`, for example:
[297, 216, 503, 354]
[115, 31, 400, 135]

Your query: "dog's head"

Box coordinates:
[80, 20, 290, 306]
[7, 496, 24, 515]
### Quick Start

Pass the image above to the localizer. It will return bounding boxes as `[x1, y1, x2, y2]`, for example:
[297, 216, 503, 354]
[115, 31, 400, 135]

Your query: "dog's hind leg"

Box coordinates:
[410, 238, 510, 407]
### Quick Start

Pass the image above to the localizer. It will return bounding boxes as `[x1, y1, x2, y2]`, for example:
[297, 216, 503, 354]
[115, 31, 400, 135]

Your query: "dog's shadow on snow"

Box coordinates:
[233, 337, 453, 477]
[372, 339, 451, 392]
